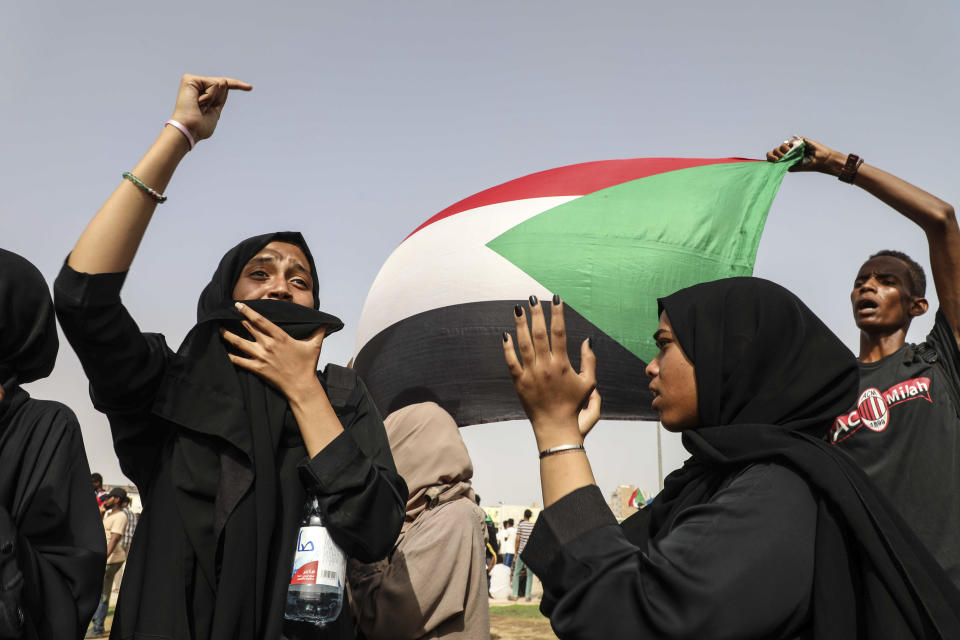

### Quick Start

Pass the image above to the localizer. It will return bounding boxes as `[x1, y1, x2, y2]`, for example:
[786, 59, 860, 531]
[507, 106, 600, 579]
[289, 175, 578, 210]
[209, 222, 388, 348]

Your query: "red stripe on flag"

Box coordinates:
[405, 157, 755, 239]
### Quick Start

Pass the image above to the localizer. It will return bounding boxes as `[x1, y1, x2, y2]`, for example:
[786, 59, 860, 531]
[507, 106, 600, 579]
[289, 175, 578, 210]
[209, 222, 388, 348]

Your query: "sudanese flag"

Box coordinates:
[353, 145, 803, 426]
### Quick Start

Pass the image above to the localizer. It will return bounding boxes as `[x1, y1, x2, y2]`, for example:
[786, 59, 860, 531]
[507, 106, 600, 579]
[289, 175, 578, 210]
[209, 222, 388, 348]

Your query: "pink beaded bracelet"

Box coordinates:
[164, 119, 195, 151]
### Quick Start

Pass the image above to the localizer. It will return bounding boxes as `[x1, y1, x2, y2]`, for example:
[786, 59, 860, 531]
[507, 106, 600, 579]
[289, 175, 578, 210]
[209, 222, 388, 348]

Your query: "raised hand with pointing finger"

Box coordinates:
[170, 74, 253, 144]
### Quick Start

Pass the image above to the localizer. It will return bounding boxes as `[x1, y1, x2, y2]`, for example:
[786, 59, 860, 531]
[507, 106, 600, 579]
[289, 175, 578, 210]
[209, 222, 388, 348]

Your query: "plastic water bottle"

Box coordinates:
[284, 494, 347, 625]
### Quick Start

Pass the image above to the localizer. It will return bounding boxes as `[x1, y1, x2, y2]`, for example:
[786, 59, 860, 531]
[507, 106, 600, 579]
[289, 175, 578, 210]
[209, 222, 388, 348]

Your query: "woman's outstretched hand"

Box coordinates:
[221, 302, 326, 402]
[503, 296, 598, 450]
[171, 74, 252, 143]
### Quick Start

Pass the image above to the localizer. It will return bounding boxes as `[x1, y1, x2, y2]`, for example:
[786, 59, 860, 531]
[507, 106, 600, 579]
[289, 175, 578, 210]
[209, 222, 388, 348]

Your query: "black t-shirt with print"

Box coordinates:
[830, 309, 960, 587]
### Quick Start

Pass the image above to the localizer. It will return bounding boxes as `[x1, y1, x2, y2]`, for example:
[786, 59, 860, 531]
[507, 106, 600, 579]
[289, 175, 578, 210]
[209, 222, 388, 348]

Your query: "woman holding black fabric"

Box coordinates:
[53, 74, 407, 640]
[503, 280, 960, 639]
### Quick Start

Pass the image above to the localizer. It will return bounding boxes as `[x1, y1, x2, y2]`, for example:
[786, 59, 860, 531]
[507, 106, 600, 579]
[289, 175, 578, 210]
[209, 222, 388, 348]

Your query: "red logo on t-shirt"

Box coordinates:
[831, 377, 932, 443]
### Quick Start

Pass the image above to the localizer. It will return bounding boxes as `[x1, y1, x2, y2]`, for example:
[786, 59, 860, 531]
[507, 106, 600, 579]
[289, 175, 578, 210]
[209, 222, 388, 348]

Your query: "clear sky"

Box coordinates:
[3, 1, 958, 506]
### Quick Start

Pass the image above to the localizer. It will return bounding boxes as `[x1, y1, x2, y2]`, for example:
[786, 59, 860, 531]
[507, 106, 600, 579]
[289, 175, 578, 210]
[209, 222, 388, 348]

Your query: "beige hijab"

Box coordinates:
[352, 401, 489, 639]
[384, 402, 475, 534]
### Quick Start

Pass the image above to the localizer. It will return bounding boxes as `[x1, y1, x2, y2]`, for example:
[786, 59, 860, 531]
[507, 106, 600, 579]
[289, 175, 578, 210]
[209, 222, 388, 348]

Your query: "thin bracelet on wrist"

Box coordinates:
[122, 171, 167, 203]
[539, 443, 586, 459]
[165, 119, 196, 151]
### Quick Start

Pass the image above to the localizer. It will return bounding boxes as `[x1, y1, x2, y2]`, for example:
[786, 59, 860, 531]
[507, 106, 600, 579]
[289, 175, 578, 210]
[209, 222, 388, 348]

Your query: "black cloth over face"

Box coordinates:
[0, 249, 104, 639]
[0, 249, 58, 387]
[621, 277, 960, 638]
[151, 232, 344, 634]
[54, 235, 405, 640]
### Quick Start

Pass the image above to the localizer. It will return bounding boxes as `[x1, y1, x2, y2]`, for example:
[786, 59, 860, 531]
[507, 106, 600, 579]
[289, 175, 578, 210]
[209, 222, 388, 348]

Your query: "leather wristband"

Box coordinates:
[838, 153, 864, 184]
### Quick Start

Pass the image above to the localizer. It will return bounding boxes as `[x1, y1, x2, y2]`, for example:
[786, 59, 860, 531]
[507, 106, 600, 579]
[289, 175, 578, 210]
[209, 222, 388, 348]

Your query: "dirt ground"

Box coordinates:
[94, 604, 558, 639]
[490, 616, 557, 640]
[489, 605, 557, 640]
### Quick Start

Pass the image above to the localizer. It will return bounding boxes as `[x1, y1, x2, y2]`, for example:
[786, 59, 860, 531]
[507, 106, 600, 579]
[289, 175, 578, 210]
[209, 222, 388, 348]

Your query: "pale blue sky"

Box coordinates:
[3, 1, 958, 505]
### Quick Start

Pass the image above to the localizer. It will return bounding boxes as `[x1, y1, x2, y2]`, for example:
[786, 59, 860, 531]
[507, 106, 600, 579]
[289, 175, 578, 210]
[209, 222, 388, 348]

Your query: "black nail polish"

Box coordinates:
[552, 294, 560, 305]
[529, 295, 538, 306]
[514, 304, 523, 317]
[588, 336, 594, 349]
[502, 331, 509, 342]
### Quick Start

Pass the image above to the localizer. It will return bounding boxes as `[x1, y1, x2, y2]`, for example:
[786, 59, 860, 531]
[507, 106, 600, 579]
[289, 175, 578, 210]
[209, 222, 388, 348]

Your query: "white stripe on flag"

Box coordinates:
[354, 196, 578, 354]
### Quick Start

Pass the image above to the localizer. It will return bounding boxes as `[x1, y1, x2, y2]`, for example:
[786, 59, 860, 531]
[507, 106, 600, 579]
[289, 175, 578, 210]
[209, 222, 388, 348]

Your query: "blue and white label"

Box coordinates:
[290, 526, 346, 588]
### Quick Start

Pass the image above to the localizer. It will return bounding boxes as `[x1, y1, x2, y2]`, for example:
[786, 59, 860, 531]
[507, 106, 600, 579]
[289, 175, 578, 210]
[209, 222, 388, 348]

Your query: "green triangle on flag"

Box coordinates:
[486, 146, 803, 362]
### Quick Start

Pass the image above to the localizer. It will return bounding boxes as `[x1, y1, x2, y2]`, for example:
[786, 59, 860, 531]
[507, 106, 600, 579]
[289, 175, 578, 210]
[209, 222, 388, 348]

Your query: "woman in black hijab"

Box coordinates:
[53, 75, 406, 640]
[0, 248, 105, 639]
[503, 278, 960, 639]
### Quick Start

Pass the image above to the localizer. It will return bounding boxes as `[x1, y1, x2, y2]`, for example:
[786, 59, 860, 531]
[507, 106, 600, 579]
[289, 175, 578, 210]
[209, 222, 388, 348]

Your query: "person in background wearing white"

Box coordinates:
[89, 488, 129, 637]
[502, 520, 516, 568]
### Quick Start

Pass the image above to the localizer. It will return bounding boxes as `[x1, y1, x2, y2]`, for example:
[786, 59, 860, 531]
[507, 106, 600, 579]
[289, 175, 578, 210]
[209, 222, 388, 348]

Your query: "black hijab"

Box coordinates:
[0, 248, 58, 393]
[0, 249, 104, 638]
[622, 277, 960, 639]
[151, 232, 343, 633]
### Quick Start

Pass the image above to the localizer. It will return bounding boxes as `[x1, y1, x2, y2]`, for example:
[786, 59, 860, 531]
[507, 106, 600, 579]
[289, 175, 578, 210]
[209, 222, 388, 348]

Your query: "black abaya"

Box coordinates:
[54, 233, 407, 640]
[0, 248, 105, 639]
[523, 277, 960, 639]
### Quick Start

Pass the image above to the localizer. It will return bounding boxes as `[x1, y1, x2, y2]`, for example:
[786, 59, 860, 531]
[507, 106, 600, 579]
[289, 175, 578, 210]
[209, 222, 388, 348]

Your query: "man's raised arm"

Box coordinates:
[768, 136, 960, 342]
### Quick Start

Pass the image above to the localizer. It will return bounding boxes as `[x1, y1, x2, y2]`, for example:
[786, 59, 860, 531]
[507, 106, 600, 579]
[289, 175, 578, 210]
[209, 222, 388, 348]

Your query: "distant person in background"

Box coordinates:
[508, 510, 535, 602]
[475, 495, 498, 590]
[502, 520, 516, 568]
[90, 488, 129, 637]
[484, 541, 497, 592]
[0, 248, 105, 639]
[91, 474, 105, 501]
[475, 495, 498, 558]
[119, 496, 136, 555]
[496, 521, 508, 562]
[350, 402, 490, 639]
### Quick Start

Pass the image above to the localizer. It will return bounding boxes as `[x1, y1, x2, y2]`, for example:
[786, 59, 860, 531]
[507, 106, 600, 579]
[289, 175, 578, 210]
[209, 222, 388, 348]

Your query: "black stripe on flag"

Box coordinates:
[354, 300, 656, 426]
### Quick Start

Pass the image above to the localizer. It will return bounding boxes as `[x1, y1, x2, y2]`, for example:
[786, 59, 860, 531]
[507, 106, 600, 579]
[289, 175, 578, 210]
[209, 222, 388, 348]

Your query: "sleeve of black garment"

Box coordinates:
[0, 507, 25, 639]
[522, 465, 816, 639]
[53, 261, 171, 486]
[7, 409, 106, 639]
[298, 377, 408, 563]
[928, 309, 960, 409]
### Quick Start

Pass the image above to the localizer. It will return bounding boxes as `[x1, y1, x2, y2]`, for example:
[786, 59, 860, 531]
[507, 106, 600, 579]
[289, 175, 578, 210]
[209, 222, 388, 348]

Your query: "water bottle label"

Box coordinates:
[290, 526, 346, 588]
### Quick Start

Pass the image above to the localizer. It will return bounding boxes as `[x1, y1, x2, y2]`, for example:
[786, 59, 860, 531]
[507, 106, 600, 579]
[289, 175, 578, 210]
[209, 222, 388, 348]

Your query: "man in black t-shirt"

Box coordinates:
[769, 137, 960, 587]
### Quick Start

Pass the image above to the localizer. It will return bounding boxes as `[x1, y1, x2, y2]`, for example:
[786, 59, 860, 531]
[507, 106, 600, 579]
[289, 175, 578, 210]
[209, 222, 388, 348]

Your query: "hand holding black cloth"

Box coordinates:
[620, 278, 960, 638]
[56, 231, 405, 639]
[151, 232, 351, 632]
[0, 249, 105, 639]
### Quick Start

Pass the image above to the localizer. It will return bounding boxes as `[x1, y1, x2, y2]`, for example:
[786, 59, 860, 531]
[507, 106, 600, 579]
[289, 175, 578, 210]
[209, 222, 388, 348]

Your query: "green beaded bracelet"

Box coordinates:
[122, 171, 167, 203]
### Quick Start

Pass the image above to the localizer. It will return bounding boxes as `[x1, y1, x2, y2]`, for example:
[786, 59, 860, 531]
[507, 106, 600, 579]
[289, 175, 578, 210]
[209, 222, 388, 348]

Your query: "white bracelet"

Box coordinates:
[539, 443, 585, 459]
[165, 119, 196, 151]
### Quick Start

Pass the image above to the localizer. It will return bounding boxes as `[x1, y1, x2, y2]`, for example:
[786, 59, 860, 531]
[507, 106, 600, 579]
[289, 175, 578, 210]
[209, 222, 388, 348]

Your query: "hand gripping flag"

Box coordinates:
[353, 145, 803, 426]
